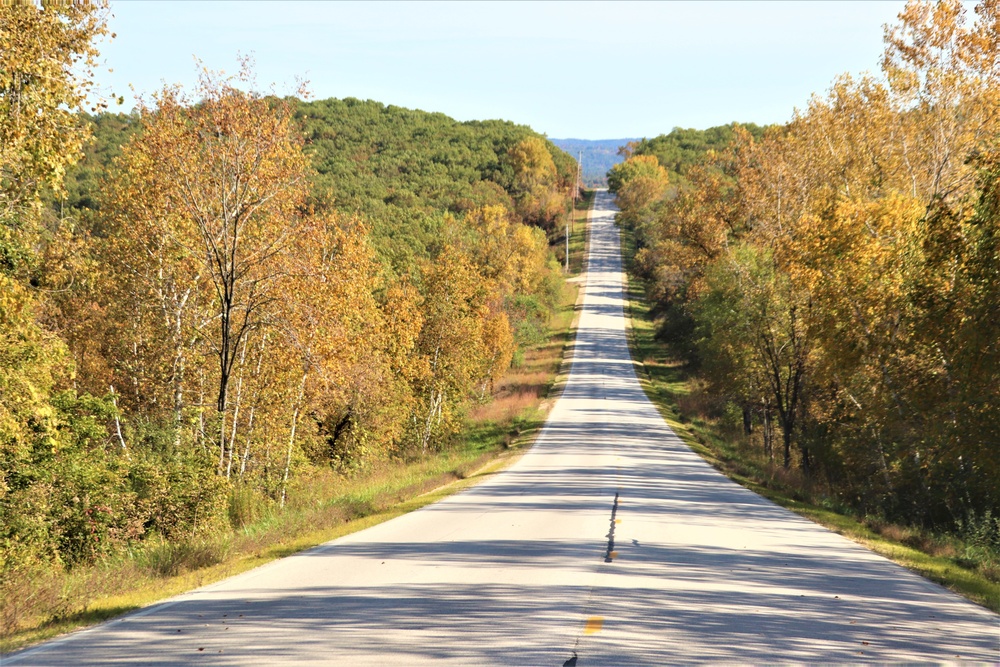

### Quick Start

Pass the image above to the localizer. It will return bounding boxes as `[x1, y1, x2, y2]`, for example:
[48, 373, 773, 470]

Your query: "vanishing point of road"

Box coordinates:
[7, 191, 998, 665]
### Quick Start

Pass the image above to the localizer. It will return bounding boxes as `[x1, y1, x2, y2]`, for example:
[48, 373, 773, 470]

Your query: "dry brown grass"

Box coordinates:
[468, 388, 539, 423]
[675, 388, 722, 422]
[861, 517, 961, 560]
[1, 558, 150, 640]
[502, 368, 550, 388]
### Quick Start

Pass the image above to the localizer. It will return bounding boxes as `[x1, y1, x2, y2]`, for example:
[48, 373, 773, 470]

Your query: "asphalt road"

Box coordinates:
[7, 191, 998, 665]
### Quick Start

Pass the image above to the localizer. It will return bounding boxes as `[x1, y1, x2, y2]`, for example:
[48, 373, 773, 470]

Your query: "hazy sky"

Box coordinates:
[95, 1, 908, 140]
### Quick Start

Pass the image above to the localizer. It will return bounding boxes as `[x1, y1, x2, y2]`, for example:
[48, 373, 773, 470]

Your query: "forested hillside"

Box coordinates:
[64, 98, 576, 274]
[612, 0, 999, 540]
[0, 0, 576, 603]
[298, 98, 576, 270]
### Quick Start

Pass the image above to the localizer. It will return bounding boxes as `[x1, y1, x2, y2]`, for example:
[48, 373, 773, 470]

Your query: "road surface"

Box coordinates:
[7, 191, 997, 665]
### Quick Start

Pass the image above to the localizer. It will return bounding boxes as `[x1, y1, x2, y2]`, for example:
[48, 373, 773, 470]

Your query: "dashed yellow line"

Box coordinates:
[584, 617, 604, 634]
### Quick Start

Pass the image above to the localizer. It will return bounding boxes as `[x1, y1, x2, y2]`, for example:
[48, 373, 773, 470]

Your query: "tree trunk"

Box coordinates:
[239, 336, 267, 479]
[225, 337, 250, 479]
[109, 386, 129, 459]
[420, 389, 443, 455]
[328, 408, 353, 460]
[762, 399, 773, 461]
[198, 367, 207, 451]
[281, 369, 308, 508]
[782, 423, 792, 469]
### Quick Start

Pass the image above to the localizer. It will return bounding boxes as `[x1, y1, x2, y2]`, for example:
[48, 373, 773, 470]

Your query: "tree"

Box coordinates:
[624, 0, 1000, 528]
[108, 66, 312, 465]
[882, 0, 1000, 201]
[628, 124, 768, 190]
[280, 215, 391, 477]
[0, 0, 110, 452]
[412, 245, 506, 452]
[0, 0, 107, 231]
[695, 245, 813, 470]
[464, 205, 551, 299]
[0, 0, 135, 579]
[507, 137, 568, 231]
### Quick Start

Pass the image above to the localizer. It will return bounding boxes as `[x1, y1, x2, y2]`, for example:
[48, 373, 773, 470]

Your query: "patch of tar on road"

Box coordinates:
[562, 491, 623, 665]
[604, 492, 619, 563]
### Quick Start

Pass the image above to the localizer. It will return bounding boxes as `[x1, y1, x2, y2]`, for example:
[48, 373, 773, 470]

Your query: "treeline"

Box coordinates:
[619, 124, 767, 190]
[297, 98, 576, 269]
[611, 0, 998, 533]
[1, 3, 574, 581]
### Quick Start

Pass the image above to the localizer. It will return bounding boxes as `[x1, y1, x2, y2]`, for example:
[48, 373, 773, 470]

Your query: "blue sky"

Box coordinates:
[95, 1, 907, 140]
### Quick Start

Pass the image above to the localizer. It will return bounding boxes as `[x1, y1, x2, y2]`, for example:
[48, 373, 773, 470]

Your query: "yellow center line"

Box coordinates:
[584, 617, 604, 635]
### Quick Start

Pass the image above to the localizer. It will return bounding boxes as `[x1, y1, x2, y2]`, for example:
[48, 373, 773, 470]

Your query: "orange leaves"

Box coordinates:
[408, 203, 549, 450]
[98, 65, 396, 477]
[616, 1, 999, 515]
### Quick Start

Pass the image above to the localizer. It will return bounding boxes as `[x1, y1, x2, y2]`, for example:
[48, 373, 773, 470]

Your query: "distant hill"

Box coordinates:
[550, 138, 638, 187]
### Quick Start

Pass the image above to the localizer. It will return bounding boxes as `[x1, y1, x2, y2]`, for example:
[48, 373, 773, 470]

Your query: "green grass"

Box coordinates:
[551, 190, 592, 276]
[2, 452, 523, 653]
[567, 190, 593, 275]
[1, 237, 587, 655]
[618, 224, 1000, 614]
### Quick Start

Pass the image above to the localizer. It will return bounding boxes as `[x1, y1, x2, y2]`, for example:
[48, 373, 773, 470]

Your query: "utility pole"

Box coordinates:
[575, 151, 582, 233]
[566, 150, 582, 274]
[578, 151, 583, 195]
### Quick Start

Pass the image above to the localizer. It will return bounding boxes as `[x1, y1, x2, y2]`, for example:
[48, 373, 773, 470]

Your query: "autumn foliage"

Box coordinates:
[614, 0, 999, 531]
[0, 2, 572, 597]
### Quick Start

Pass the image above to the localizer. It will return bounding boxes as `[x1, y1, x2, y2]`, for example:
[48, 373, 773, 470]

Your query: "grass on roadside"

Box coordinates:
[2, 453, 516, 653]
[1, 212, 590, 655]
[552, 190, 592, 276]
[568, 190, 593, 275]
[618, 224, 1000, 614]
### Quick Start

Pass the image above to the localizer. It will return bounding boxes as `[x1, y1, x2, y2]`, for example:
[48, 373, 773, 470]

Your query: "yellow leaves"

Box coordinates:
[508, 137, 558, 193]
[0, 273, 72, 468]
[465, 204, 549, 297]
[880, 0, 1000, 200]
[287, 214, 385, 406]
[607, 155, 668, 200]
[413, 236, 522, 443]
[790, 195, 923, 278]
[382, 281, 423, 370]
[506, 137, 568, 229]
[785, 195, 925, 363]
[0, 0, 107, 218]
